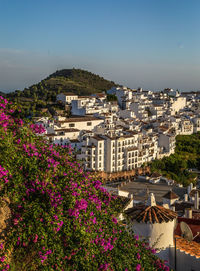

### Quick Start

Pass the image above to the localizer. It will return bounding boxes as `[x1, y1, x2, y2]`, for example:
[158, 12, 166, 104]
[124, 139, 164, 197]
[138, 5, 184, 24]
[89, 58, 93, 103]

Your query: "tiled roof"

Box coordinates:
[175, 235, 200, 258]
[125, 205, 177, 224]
[163, 190, 179, 199]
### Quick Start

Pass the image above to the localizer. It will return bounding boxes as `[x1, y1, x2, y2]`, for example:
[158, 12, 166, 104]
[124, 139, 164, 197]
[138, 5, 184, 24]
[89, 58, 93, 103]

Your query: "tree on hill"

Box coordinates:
[6, 69, 119, 118]
[0, 96, 168, 270]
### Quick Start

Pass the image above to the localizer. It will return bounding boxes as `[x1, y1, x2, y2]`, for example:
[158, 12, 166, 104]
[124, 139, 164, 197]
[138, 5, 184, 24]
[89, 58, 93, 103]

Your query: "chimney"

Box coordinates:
[184, 194, 188, 202]
[185, 208, 192, 219]
[146, 193, 156, 206]
[195, 191, 199, 210]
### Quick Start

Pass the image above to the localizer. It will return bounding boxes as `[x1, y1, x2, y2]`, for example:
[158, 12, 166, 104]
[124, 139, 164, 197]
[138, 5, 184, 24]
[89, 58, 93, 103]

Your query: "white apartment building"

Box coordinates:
[46, 128, 80, 145]
[179, 119, 193, 135]
[158, 133, 176, 155]
[192, 117, 200, 133]
[78, 130, 161, 173]
[129, 102, 148, 120]
[71, 97, 109, 116]
[170, 97, 186, 115]
[56, 93, 78, 104]
[107, 86, 133, 109]
[149, 104, 165, 118]
[77, 135, 105, 172]
[55, 116, 104, 131]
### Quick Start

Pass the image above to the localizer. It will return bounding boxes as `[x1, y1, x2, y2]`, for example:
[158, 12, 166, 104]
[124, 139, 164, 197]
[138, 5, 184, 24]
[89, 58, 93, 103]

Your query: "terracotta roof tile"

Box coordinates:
[175, 235, 200, 258]
[125, 205, 177, 224]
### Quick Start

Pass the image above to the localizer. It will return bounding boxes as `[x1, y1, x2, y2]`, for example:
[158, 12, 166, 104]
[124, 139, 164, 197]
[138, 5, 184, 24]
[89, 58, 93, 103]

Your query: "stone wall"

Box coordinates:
[93, 166, 151, 182]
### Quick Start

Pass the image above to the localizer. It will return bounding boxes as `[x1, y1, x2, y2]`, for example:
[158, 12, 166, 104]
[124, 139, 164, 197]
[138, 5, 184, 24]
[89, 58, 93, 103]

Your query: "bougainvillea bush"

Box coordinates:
[0, 96, 170, 271]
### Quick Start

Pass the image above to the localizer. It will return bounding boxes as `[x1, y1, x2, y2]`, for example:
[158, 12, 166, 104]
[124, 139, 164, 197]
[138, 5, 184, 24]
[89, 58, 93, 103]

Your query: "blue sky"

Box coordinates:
[0, 0, 200, 92]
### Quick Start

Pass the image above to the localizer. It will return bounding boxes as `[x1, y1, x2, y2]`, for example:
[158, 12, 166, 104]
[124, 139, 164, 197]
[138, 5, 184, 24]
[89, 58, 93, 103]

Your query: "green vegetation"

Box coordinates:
[150, 133, 200, 186]
[5, 69, 118, 118]
[107, 94, 118, 102]
[0, 96, 169, 271]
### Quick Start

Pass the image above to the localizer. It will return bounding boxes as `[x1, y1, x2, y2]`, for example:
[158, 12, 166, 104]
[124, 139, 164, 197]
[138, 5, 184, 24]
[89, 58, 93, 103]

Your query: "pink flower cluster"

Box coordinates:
[29, 123, 46, 134]
[0, 96, 170, 271]
[0, 165, 9, 184]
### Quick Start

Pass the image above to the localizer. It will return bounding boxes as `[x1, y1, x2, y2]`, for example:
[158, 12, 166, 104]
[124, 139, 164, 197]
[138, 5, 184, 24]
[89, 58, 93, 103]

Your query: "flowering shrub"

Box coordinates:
[0, 96, 170, 270]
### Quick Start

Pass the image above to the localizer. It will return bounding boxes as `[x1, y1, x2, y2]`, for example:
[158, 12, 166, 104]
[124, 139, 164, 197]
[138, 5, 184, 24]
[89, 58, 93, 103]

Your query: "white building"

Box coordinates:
[170, 97, 186, 115]
[125, 193, 177, 264]
[192, 117, 200, 133]
[56, 93, 78, 104]
[71, 96, 109, 116]
[56, 116, 104, 131]
[158, 133, 176, 155]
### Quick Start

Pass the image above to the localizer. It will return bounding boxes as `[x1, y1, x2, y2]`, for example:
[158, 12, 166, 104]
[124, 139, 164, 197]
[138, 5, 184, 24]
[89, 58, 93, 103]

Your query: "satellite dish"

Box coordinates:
[180, 222, 193, 241]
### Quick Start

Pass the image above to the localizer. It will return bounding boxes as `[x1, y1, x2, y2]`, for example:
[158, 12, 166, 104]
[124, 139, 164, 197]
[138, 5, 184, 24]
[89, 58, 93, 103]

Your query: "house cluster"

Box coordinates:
[36, 86, 200, 173]
[36, 87, 200, 270]
[107, 180, 200, 271]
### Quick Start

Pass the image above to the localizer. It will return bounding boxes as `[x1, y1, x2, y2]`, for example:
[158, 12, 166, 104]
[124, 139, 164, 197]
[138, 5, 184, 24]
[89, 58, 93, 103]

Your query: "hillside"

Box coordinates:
[6, 69, 118, 118]
[0, 96, 168, 270]
[8, 69, 118, 100]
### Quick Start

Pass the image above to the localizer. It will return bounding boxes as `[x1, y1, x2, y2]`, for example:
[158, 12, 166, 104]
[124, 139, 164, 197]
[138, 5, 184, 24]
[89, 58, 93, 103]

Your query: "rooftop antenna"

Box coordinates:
[180, 221, 199, 241]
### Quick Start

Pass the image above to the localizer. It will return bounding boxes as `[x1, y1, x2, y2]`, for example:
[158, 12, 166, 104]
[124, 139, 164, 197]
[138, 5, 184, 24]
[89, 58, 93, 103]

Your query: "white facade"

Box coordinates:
[71, 97, 109, 116]
[192, 117, 200, 133]
[170, 97, 186, 115]
[158, 133, 175, 155]
[56, 93, 78, 104]
[57, 117, 104, 131]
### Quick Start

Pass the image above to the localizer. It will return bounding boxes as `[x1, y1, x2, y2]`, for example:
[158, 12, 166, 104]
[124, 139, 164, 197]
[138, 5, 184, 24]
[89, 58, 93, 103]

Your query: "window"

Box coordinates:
[99, 143, 102, 148]
[118, 148, 121, 152]
[99, 150, 102, 154]
[112, 142, 115, 147]
[113, 149, 115, 154]
[99, 156, 101, 161]
[87, 122, 92, 126]
[113, 155, 115, 160]
[99, 163, 101, 167]
[69, 123, 75, 127]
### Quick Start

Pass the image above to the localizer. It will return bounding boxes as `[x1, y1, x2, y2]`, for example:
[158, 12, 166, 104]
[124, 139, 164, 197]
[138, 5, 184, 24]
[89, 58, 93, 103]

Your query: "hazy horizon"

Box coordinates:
[1, 0, 200, 92]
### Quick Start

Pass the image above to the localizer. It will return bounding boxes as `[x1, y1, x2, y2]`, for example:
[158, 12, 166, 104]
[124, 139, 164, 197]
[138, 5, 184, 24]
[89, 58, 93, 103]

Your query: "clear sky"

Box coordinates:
[0, 0, 200, 92]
